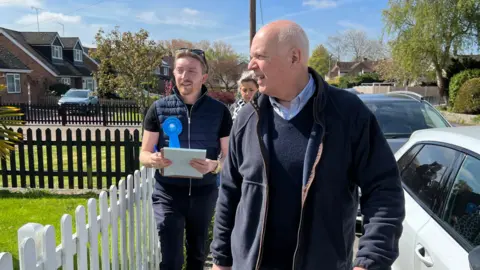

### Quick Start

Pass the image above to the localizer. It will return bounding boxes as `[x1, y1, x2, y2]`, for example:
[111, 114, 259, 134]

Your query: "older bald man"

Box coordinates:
[211, 20, 405, 270]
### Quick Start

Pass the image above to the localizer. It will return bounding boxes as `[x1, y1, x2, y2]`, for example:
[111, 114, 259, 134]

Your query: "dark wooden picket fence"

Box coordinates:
[2, 103, 144, 126]
[0, 127, 141, 190]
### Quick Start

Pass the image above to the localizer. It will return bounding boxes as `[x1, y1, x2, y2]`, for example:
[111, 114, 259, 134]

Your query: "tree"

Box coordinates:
[92, 27, 165, 114]
[205, 41, 245, 92]
[327, 35, 346, 61]
[309, 45, 332, 76]
[343, 29, 372, 61]
[383, 0, 480, 97]
[327, 30, 389, 61]
[157, 39, 195, 56]
[376, 57, 433, 86]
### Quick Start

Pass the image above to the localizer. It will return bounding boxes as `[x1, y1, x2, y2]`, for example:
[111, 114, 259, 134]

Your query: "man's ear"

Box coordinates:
[202, 73, 209, 84]
[290, 48, 301, 65]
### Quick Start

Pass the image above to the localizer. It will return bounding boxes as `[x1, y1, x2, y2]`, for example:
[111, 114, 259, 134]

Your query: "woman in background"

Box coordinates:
[230, 70, 258, 120]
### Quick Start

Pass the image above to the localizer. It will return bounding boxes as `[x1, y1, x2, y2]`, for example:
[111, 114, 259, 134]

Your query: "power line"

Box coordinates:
[259, 0, 264, 25]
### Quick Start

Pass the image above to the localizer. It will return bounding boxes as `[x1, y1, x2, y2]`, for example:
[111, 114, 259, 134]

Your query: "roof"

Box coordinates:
[20, 32, 57, 45]
[407, 126, 480, 155]
[0, 44, 29, 70]
[0, 27, 97, 77]
[60, 37, 78, 49]
[1, 27, 58, 75]
[331, 59, 381, 74]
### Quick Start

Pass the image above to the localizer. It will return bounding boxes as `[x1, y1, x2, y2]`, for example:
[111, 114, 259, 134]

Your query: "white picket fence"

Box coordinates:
[0, 167, 160, 270]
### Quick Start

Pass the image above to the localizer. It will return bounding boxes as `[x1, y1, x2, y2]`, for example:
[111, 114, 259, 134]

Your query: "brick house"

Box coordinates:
[0, 27, 99, 104]
[325, 58, 380, 80]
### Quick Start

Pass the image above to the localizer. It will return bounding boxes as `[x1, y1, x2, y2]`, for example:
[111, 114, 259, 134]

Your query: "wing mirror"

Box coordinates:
[470, 245, 480, 270]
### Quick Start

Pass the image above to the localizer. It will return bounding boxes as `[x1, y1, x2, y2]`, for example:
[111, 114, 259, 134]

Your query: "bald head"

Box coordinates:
[248, 20, 311, 102]
[255, 20, 310, 66]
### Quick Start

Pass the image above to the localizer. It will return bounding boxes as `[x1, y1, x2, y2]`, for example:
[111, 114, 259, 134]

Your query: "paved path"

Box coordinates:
[11, 124, 141, 141]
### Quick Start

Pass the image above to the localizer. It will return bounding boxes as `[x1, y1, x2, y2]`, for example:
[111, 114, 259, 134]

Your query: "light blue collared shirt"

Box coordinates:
[269, 74, 315, 120]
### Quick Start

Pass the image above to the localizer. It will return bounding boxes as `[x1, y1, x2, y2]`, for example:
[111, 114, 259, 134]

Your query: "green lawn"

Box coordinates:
[1, 145, 141, 189]
[113, 111, 143, 123]
[0, 190, 94, 269]
[0, 189, 153, 270]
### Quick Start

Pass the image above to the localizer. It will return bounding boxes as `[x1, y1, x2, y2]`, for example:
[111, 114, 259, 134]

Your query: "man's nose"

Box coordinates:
[248, 59, 257, 70]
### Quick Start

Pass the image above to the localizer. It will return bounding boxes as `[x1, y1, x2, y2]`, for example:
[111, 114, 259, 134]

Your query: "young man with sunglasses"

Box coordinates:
[140, 48, 233, 270]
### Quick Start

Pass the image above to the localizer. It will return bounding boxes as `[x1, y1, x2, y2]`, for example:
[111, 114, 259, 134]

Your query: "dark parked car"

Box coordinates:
[58, 89, 99, 114]
[359, 91, 452, 153]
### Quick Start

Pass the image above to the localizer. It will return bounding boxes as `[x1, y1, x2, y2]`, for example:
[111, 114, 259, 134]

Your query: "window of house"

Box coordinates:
[154, 66, 161, 74]
[6, 74, 21, 93]
[74, 49, 83, 62]
[443, 155, 480, 249]
[400, 144, 460, 212]
[52, 45, 63, 59]
[163, 67, 169, 76]
[83, 78, 94, 90]
[61, 78, 71, 85]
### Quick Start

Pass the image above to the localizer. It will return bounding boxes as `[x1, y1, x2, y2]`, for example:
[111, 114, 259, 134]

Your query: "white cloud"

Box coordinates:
[0, 0, 42, 8]
[16, 11, 81, 25]
[337, 20, 370, 32]
[136, 9, 216, 28]
[302, 0, 338, 9]
[183, 8, 199, 15]
[76, 1, 132, 22]
[136, 11, 160, 24]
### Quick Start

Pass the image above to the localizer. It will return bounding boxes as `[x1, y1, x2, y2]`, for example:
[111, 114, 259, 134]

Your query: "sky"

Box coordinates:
[0, 0, 390, 56]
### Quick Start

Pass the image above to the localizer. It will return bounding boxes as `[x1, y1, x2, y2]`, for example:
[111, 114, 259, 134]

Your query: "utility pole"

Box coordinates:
[31, 6, 41, 31]
[249, 0, 256, 47]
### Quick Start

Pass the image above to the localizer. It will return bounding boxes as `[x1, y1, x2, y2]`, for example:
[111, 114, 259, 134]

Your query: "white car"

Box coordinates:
[393, 126, 480, 270]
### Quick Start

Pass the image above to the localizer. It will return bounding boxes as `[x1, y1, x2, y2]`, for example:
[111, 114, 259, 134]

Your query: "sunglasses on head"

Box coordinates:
[177, 48, 205, 57]
[176, 48, 209, 72]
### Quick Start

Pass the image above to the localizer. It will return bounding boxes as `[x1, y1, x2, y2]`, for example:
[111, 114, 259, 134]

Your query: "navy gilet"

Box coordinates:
[154, 86, 224, 188]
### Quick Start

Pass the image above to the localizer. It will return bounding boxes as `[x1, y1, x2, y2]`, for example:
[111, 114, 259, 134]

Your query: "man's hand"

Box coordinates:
[353, 267, 366, 270]
[148, 151, 171, 169]
[190, 158, 218, 175]
[212, 265, 231, 270]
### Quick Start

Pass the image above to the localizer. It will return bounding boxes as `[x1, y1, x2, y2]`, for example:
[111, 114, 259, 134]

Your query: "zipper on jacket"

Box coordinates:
[291, 138, 324, 270]
[179, 90, 207, 197]
[253, 103, 270, 270]
[185, 106, 192, 196]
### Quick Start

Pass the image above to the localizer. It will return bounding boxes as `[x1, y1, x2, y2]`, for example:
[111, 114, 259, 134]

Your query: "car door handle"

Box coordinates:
[415, 244, 434, 267]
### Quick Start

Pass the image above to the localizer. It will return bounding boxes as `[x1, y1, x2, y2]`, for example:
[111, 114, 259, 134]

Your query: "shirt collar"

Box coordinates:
[269, 74, 315, 111]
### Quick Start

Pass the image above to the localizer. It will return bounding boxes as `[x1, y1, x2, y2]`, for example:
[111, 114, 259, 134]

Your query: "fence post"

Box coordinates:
[19, 103, 27, 123]
[60, 106, 67, 126]
[102, 105, 108, 126]
[0, 253, 13, 270]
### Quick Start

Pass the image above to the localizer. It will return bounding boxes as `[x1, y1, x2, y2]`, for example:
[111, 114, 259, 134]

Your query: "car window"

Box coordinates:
[401, 144, 460, 212]
[420, 102, 450, 128]
[397, 144, 423, 172]
[65, 91, 88, 98]
[443, 155, 480, 249]
[365, 101, 449, 138]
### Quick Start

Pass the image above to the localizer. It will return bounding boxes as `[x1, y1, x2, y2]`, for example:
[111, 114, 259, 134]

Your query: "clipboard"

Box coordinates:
[160, 147, 207, 179]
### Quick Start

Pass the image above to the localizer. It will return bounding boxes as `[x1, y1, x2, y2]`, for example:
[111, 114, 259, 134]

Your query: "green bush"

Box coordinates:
[453, 78, 480, 114]
[338, 73, 382, 89]
[448, 69, 480, 106]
